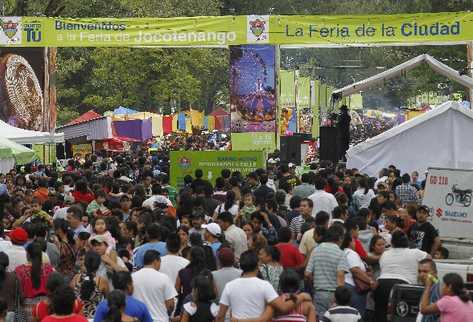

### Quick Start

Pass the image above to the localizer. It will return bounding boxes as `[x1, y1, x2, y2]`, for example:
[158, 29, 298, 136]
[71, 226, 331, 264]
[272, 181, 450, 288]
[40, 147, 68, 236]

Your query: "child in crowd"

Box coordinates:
[90, 217, 116, 252]
[433, 246, 449, 260]
[86, 190, 110, 217]
[237, 192, 256, 225]
[321, 286, 362, 322]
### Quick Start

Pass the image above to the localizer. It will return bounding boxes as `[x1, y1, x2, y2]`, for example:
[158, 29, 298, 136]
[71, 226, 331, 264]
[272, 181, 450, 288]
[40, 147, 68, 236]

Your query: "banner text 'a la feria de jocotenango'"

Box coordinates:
[1, 12, 473, 47]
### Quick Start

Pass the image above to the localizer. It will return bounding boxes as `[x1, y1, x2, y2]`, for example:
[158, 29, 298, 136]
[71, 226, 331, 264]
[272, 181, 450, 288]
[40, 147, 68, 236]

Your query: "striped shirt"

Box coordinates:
[321, 306, 361, 322]
[305, 242, 349, 292]
[289, 215, 306, 237]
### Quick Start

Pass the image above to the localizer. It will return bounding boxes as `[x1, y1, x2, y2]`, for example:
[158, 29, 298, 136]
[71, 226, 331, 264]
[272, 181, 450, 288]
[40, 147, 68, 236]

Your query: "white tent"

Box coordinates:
[332, 54, 473, 100]
[346, 101, 473, 176]
[0, 119, 64, 144]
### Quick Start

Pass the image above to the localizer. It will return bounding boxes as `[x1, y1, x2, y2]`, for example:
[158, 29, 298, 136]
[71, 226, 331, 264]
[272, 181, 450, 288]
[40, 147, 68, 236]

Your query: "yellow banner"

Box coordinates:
[0, 12, 472, 47]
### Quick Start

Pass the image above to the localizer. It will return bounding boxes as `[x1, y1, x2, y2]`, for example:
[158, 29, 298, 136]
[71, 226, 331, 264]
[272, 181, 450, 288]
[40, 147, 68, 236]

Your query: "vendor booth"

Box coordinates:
[112, 118, 153, 142]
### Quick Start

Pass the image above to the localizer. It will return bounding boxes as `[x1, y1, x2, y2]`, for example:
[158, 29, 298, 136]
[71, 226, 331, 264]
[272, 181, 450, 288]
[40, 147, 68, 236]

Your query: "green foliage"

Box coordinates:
[56, 105, 79, 126]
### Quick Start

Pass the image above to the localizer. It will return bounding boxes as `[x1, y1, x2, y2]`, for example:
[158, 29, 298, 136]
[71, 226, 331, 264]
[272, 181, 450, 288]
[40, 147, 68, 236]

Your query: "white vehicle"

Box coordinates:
[435, 259, 473, 282]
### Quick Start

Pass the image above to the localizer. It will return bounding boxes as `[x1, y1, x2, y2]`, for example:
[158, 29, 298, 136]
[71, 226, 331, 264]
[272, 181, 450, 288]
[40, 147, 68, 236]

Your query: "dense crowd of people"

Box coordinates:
[0, 151, 472, 322]
[153, 132, 231, 152]
[350, 117, 397, 145]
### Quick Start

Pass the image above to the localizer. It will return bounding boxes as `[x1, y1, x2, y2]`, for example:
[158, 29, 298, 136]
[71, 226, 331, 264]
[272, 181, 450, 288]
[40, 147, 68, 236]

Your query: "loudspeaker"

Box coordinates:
[280, 136, 302, 165]
[319, 126, 338, 162]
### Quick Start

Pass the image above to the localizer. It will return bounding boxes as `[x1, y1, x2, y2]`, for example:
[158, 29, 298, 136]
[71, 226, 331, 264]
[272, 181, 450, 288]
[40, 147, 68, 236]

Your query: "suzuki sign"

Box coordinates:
[423, 167, 473, 239]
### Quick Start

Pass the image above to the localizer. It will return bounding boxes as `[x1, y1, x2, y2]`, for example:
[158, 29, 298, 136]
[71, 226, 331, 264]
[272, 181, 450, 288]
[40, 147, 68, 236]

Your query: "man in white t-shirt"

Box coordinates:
[132, 250, 177, 322]
[159, 233, 189, 285]
[308, 176, 338, 218]
[142, 184, 173, 210]
[216, 250, 310, 322]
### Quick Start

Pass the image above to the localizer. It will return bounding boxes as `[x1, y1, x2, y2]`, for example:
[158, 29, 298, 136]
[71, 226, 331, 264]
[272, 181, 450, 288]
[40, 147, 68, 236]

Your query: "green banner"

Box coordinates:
[1, 12, 473, 47]
[297, 76, 312, 134]
[311, 80, 320, 138]
[296, 76, 311, 109]
[280, 70, 295, 107]
[32, 144, 56, 165]
[319, 84, 328, 109]
[231, 132, 276, 152]
[170, 150, 265, 188]
[279, 70, 296, 135]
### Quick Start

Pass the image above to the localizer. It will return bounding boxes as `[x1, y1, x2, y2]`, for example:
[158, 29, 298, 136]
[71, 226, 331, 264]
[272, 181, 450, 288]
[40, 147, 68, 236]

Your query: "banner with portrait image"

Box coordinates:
[279, 70, 297, 136]
[230, 45, 276, 133]
[297, 76, 312, 134]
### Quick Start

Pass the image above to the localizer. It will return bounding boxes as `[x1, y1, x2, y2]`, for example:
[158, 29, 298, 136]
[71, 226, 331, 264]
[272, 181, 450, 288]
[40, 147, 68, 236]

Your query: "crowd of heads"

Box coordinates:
[0, 147, 471, 322]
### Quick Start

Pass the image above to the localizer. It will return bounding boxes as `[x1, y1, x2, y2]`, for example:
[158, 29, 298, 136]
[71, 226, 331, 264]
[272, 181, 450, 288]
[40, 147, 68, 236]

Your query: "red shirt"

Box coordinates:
[354, 238, 368, 259]
[43, 314, 87, 322]
[15, 264, 54, 298]
[33, 300, 83, 322]
[72, 191, 95, 204]
[276, 242, 305, 269]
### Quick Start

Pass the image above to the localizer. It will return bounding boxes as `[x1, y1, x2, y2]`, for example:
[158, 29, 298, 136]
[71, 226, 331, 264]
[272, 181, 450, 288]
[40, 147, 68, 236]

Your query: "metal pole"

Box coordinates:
[467, 42, 473, 107]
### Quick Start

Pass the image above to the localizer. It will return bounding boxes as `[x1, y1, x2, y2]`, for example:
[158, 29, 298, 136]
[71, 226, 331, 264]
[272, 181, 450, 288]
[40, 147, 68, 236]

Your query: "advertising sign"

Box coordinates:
[230, 45, 276, 133]
[71, 143, 92, 158]
[279, 70, 296, 136]
[2, 12, 472, 48]
[423, 167, 473, 239]
[170, 150, 265, 188]
[231, 132, 276, 152]
[297, 76, 312, 134]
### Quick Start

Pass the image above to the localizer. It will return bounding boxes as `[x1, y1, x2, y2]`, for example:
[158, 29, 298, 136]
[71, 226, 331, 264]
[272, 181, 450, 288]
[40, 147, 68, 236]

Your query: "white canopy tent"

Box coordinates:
[331, 54, 473, 100]
[346, 101, 473, 176]
[0, 119, 64, 144]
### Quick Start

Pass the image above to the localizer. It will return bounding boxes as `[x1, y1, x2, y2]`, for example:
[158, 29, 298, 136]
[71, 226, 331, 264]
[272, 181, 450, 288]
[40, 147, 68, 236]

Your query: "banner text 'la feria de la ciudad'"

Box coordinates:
[1, 12, 472, 47]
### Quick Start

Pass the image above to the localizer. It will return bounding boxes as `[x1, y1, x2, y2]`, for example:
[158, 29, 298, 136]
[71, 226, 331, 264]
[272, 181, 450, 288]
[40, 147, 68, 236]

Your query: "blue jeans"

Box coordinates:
[346, 283, 367, 317]
[313, 290, 335, 318]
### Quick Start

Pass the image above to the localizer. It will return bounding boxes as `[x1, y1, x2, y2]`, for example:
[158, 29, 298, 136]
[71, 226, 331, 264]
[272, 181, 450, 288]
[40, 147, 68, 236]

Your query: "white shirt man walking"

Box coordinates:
[132, 250, 177, 322]
[216, 250, 310, 322]
[308, 176, 338, 219]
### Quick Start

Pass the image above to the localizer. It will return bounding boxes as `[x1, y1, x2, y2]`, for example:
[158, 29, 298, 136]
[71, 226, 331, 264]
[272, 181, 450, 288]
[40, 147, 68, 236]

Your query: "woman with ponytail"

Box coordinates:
[104, 290, 137, 322]
[71, 251, 108, 319]
[421, 272, 473, 322]
[15, 241, 54, 321]
[53, 219, 76, 280]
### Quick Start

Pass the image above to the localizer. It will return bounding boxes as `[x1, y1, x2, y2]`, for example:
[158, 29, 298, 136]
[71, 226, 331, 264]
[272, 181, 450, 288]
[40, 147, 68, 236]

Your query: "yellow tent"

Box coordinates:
[172, 114, 178, 132]
[207, 116, 215, 131]
[186, 117, 192, 133]
[190, 109, 204, 128]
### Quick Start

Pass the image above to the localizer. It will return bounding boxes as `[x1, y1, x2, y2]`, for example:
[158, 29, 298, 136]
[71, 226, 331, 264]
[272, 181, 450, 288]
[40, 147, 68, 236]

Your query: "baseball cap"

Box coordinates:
[89, 235, 108, 245]
[9, 227, 28, 245]
[417, 205, 430, 214]
[202, 223, 222, 237]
